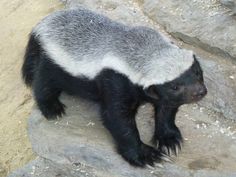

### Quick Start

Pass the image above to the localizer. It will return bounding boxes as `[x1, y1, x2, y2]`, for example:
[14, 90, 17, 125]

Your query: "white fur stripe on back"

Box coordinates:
[42, 40, 194, 87]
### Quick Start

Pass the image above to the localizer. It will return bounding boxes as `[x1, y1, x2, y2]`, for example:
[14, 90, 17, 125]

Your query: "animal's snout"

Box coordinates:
[192, 85, 207, 99]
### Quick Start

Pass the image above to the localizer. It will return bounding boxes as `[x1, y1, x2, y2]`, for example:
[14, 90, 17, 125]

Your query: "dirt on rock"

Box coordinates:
[0, 0, 63, 176]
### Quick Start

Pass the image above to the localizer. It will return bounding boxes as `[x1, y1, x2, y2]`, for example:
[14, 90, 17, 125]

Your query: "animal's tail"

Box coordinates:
[22, 34, 41, 87]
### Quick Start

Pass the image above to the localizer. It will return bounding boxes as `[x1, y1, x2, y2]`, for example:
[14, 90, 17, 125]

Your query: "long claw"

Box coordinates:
[154, 163, 164, 168]
[146, 164, 155, 170]
[169, 148, 173, 156]
[156, 141, 159, 148]
[175, 146, 179, 156]
[161, 154, 173, 163]
[164, 147, 169, 155]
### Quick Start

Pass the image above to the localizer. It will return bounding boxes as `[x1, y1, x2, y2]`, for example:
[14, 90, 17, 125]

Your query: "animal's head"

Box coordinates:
[144, 54, 207, 106]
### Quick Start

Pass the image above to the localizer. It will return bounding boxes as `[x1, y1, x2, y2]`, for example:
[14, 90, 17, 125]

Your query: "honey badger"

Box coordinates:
[22, 8, 207, 167]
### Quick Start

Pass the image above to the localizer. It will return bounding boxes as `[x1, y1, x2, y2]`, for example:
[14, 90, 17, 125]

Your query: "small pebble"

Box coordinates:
[199, 107, 204, 112]
[86, 121, 95, 126]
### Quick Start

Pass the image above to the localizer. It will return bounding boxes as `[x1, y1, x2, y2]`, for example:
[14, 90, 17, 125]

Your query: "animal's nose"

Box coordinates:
[193, 85, 207, 98]
[200, 86, 207, 96]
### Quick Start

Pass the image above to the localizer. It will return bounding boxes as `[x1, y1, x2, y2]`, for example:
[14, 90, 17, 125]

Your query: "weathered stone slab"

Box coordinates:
[141, 0, 236, 60]
[198, 58, 236, 120]
[8, 157, 98, 177]
[220, 0, 236, 15]
[9, 95, 236, 177]
[25, 96, 161, 177]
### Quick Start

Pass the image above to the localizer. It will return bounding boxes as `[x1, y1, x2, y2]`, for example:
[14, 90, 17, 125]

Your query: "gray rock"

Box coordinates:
[25, 97, 161, 177]
[141, 0, 236, 59]
[9, 95, 236, 177]
[198, 58, 236, 120]
[8, 157, 99, 177]
[220, 0, 236, 15]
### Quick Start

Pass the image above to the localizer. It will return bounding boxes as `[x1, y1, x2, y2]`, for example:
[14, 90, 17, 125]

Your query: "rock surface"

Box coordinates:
[220, 0, 236, 15]
[141, 0, 236, 59]
[198, 57, 236, 120]
[8, 157, 98, 177]
[9, 95, 236, 177]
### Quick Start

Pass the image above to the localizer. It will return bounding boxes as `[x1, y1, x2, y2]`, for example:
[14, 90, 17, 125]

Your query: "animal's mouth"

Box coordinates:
[191, 96, 204, 102]
[190, 92, 207, 103]
[184, 92, 207, 104]
[190, 85, 208, 103]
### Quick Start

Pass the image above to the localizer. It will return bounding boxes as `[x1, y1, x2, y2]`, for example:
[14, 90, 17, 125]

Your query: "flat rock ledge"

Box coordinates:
[9, 95, 236, 177]
[141, 0, 236, 60]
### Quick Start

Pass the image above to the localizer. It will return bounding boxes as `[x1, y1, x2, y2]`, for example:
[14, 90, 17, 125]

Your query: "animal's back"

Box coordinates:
[28, 8, 189, 87]
[31, 8, 136, 79]
[33, 8, 125, 58]
[32, 8, 172, 63]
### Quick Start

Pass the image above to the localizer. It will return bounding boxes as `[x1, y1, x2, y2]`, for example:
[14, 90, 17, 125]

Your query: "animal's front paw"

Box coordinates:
[38, 99, 66, 120]
[119, 143, 168, 167]
[153, 126, 183, 156]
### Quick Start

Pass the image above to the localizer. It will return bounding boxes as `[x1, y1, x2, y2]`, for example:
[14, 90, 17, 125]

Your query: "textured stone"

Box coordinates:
[8, 158, 98, 177]
[220, 0, 236, 15]
[9, 95, 236, 177]
[142, 0, 236, 59]
[198, 58, 236, 120]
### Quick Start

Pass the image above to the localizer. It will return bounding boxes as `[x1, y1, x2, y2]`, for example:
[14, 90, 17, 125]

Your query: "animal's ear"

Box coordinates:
[144, 85, 159, 100]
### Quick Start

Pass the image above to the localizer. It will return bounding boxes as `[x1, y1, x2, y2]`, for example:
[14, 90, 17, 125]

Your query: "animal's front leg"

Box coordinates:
[99, 71, 164, 167]
[101, 101, 164, 167]
[153, 103, 183, 156]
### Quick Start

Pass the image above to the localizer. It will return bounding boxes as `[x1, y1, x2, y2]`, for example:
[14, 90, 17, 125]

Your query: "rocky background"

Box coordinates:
[6, 0, 236, 176]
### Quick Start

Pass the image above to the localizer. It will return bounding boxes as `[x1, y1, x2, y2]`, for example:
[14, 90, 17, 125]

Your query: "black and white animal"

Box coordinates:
[22, 8, 207, 167]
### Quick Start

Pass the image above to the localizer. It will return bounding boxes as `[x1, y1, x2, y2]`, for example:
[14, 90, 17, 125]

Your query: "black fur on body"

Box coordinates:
[22, 34, 207, 167]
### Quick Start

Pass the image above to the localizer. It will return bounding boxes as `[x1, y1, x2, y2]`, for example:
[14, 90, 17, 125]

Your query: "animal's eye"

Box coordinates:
[171, 85, 179, 91]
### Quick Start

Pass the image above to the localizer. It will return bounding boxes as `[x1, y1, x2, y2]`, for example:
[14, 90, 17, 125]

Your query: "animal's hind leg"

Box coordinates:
[33, 61, 65, 120]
